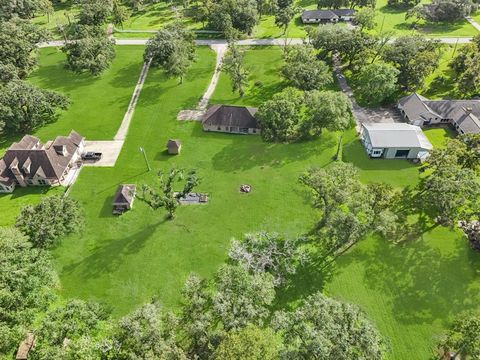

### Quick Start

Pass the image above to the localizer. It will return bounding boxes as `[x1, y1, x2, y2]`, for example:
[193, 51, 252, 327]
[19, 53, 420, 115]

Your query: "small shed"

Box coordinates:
[166, 139, 182, 155]
[16, 333, 35, 360]
[112, 184, 136, 215]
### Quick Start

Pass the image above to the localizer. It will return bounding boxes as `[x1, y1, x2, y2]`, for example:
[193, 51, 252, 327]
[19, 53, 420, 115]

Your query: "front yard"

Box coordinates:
[0, 46, 479, 360]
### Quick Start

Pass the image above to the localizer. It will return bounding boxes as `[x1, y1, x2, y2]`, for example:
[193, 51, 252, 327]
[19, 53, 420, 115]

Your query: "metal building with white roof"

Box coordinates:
[360, 123, 433, 160]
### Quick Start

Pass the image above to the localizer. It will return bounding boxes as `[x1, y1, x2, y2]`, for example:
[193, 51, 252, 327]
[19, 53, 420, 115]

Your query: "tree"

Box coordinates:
[449, 36, 480, 96]
[273, 292, 385, 359]
[382, 35, 440, 90]
[63, 33, 116, 76]
[0, 227, 57, 355]
[214, 325, 282, 360]
[282, 44, 333, 91]
[460, 220, 480, 251]
[387, 0, 420, 8]
[106, 302, 186, 359]
[274, 5, 296, 35]
[145, 23, 196, 83]
[141, 168, 201, 219]
[77, 0, 113, 26]
[420, 164, 480, 226]
[407, 0, 475, 22]
[304, 90, 354, 135]
[354, 7, 376, 30]
[355, 62, 399, 104]
[222, 41, 249, 97]
[32, 300, 107, 359]
[229, 232, 308, 286]
[0, 80, 70, 134]
[438, 313, 480, 358]
[208, 0, 259, 35]
[16, 195, 84, 248]
[112, 0, 132, 29]
[180, 274, 217, 359]
[308, 25, 377, 67]
[422, 133, 480, 172]
[300, 162, 396, 252]
[213, 265, 275, 331]
[317, 0, 349, 8]
[0, 18, 47, 78]
[256, 87, 306, 142]
[0, 0, 52, 19]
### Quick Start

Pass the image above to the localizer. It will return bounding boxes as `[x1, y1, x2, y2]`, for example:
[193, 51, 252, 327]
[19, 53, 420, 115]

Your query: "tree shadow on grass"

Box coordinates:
[31, 64, 98, 93]
[62, 218, 167, 278]
[210, 132, 337, 172]
[273, 247, 338, 311]
[346, 233, 480, 327]
[108, 62, 146, 89]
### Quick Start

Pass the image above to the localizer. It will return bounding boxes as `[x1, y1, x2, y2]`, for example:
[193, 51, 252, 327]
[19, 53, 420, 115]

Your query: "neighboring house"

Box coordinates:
[398, 93, 480, 135]
[0, 130, 85, 193]
[301, 9, 356, 23]
[360, 123, 433, 160]
[112, 184, 136, 215]
[166, 139, 182, 155]
[202, 105, 260, 135]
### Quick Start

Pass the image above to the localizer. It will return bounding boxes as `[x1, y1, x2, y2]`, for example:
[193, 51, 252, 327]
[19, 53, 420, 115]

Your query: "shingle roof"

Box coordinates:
[362, 123, 433, 150]
[0, 130, 84, 185]
[166, 139, 182, 148]
[301, 9, 339, 20]
[203, 105, 259, 129]
[332, 9, 356, 16]
[398, 93, 441, 121]
[113, 184, 136, 205]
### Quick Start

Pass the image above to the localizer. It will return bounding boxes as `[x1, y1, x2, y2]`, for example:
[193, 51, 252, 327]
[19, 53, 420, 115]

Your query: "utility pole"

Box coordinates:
[139, 147, 151, 172]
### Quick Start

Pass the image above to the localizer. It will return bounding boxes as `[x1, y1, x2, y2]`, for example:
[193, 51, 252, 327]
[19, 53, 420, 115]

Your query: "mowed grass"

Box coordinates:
[374, 0, 478, 37]
[0, 46, 144, 224]
[53, 46, 336, 314]
[1, 46, 479, 360]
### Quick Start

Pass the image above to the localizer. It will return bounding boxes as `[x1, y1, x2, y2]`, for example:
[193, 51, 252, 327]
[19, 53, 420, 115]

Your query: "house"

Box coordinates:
[112, 184, 136, 215]
[166, 139, 182, 155]
[398, 93, 480, 135]
[360, 123, 433, 159]
[202, 105, 260, 135]
[301, 9, 356, 23]
[0, 130, 85, 193]
[16, 333, 35, 360]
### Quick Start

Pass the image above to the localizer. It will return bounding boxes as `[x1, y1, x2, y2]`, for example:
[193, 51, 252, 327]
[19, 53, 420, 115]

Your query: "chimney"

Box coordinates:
[9, 158, 27, 187]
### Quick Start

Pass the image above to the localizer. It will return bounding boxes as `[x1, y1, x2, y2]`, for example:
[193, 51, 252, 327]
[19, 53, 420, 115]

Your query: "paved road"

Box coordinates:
[38, 36, 473, 48]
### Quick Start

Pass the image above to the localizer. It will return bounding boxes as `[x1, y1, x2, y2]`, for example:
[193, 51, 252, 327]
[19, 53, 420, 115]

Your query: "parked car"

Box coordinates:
[82, 152, 102, 161]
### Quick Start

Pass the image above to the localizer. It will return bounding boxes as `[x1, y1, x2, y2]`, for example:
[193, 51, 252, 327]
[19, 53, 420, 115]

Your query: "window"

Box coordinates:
[253, 129, 257, 133]
[217, 127, 221, 131]
[37, 179, 47, 185]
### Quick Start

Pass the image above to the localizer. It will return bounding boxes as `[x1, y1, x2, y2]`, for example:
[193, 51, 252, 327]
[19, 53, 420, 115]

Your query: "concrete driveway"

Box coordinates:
[82, 140, 124, 167]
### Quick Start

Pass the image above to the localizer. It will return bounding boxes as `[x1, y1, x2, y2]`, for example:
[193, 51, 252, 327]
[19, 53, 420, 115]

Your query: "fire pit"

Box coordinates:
[240, 184, 252, 193]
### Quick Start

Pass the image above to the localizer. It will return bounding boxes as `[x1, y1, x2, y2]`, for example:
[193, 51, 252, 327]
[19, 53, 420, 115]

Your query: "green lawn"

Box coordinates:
[422, 45, 458, 99]
[374, 0, 478, 37]
[1, 46, 479, 360]
[474, 10, 480, 24]
[0, 46, 144, 224]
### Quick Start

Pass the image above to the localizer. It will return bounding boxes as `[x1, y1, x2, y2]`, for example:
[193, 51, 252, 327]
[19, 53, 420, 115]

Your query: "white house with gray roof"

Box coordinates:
[360, 123, 433, 160]
[398, 93, 480, 135]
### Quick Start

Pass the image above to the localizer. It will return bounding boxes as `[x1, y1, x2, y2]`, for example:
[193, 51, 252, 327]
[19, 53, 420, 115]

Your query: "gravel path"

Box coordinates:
[465, 16, 480, 32]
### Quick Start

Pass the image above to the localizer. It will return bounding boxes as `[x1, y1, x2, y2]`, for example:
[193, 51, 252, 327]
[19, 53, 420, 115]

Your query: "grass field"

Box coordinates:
[1, 46, 479, 359]
[0, 46, 144, 224]
[374, 0, 478, 37]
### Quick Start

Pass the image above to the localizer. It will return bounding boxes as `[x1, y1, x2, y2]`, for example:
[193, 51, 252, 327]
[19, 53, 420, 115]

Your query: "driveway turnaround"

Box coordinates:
[82, 141, 125, 167]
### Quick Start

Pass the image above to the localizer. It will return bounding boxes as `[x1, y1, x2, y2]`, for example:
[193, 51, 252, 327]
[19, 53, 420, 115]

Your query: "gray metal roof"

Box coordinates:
[301, 10, 339, 20]
[362, 123, 433, 150]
